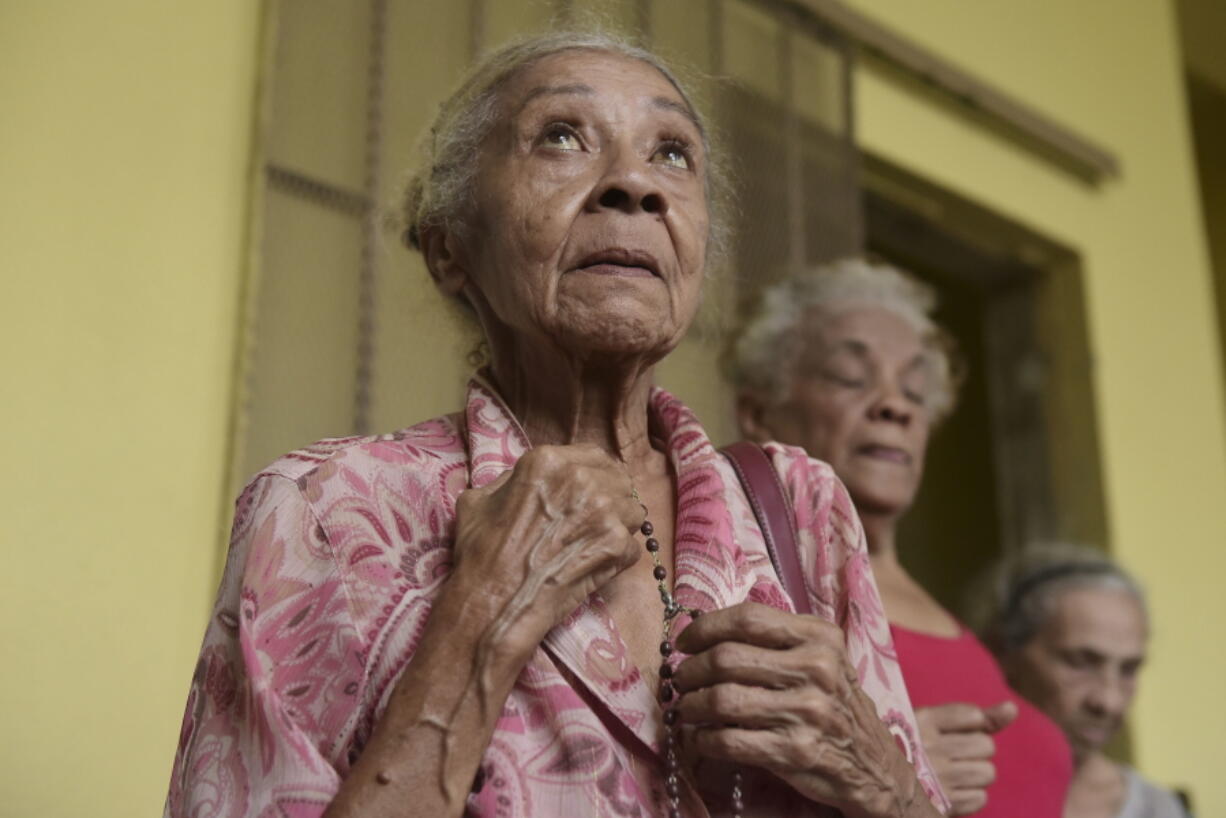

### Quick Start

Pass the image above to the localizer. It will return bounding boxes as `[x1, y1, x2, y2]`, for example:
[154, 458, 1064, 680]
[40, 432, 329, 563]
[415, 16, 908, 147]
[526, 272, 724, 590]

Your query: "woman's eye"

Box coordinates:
[653, 142, 691, 169]
[821, 370, 865, 388]
[541, 125, 581, 151]
[1059, 650, 1093, 670]
[902, 383, 927, 405]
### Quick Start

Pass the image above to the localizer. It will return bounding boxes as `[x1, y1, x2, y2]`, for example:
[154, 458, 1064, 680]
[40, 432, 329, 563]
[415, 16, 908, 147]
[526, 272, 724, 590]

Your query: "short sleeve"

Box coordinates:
[165, 474, 366, 818]
[765, 442, 951, 814]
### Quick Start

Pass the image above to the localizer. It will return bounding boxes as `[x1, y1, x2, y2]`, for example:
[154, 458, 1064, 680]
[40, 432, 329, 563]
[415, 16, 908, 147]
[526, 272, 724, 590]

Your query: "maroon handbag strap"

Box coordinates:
[719, 441, 813, 616]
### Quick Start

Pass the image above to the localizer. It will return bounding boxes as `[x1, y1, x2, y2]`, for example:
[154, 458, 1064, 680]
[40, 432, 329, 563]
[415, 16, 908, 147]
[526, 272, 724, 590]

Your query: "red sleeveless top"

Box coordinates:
[890, 623, 1074, 817]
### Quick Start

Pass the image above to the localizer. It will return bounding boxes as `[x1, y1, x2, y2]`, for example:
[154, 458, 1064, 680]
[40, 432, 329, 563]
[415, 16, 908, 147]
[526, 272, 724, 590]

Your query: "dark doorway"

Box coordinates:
[861, 154, 1108, 617]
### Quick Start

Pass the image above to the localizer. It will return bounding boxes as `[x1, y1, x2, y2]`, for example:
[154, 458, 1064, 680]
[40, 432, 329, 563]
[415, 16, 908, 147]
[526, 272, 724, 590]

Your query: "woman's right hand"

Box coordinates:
[325, 445, 645, 818]
[914, 701, 1017, 815]
[445, 443, 646, 661]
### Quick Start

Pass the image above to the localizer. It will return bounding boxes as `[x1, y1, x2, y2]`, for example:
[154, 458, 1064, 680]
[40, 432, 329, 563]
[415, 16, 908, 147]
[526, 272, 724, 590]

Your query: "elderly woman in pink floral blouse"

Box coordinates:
[166, 31, 948, 818]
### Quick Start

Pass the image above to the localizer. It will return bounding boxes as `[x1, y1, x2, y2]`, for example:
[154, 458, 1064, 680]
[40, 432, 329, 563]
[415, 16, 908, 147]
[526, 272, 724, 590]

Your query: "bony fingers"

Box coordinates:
[454, 487, 482, 517]
[674, 642, 815, 694]
[455, 473, 507, 513]
[690, 725, 791, 769]
[677, 602, 823, 654]
[583, 527, 642, 570]
[674, 643, 760, 692]
[678, 684, 844, 735]
[791, 643, 848, 692]
[678, 683, 786, 727]
[616, 532, 641, 570]
[617, 494, 647, 530]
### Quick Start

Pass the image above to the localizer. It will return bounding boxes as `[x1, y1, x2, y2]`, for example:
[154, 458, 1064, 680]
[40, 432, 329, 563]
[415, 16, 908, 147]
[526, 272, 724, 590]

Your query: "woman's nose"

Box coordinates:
[587, 151, 668, 216]
[1085, 676, 1129, 717]
[867, 389, 912, 426]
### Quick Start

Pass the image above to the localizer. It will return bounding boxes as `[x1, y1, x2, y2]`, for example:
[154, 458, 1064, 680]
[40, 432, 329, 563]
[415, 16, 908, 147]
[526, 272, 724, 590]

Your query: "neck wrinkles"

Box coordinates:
[486, 346, 660, 466]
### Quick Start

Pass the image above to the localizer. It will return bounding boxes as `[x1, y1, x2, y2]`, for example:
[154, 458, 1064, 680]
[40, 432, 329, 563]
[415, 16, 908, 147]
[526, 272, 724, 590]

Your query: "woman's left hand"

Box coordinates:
[674, 602, 938, 818]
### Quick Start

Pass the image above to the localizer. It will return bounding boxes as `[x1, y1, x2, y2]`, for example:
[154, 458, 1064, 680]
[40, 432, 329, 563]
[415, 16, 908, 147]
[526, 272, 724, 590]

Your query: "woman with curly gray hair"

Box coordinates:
[730, 258, 1074, 816]
[166, 33, 949, 818]
[984, 546, 1187, 818]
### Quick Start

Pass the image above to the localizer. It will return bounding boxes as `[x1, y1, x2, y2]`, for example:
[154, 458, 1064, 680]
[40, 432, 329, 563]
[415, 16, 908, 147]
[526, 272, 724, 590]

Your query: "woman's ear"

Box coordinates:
[735, 392, 775, 443]
[419, 225, 468, 297]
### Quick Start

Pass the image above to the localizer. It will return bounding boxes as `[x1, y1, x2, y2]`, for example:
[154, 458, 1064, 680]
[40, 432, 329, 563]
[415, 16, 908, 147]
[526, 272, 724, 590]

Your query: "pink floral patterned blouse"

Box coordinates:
[166, 376, 948, 817]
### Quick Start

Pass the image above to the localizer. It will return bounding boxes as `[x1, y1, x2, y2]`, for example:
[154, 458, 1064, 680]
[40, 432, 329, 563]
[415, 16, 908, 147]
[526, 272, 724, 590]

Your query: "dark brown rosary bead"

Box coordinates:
[660, 680, 674, 701]
[645, 537, 660, 552]
[641, 521, 654, 536]
[653, 565, 667, 581]
[659, 662, 674, 679]
[659, 640, 673, 656]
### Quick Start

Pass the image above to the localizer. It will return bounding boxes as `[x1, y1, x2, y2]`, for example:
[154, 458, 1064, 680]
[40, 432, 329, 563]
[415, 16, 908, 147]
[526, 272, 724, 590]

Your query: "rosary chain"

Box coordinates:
[632, 486, 741, 818]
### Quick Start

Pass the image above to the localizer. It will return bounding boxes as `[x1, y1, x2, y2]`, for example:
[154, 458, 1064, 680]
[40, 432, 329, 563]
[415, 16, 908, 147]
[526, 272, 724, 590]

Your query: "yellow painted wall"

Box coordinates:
[0, 2, 261, 815]
[5, 0, 1222, 814]
[843, 0, 1226, 810]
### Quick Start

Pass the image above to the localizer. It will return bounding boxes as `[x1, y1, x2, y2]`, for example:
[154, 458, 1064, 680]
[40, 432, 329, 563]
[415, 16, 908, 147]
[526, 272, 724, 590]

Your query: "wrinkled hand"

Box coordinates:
[674, 603, 934, 818]
[447, 444, 645, 660]
[915, 701, 1017, 815]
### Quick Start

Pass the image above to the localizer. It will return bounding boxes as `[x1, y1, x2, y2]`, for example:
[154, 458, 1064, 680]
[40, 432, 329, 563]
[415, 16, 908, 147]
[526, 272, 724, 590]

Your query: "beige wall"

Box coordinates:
[843, 0, 1226, 810]
[0, 2, 261, 815]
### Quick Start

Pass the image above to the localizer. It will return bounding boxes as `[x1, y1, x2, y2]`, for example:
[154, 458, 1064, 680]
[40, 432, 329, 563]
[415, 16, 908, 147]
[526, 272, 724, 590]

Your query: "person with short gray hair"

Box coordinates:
[984, 546, 1189, 818]
[730, 258, 1074, 816]
[728, 257, 961, 426]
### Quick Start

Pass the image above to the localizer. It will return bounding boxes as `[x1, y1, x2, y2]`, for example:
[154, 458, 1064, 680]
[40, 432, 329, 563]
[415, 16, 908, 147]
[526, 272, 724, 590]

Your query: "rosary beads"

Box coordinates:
[636, 504, 744, 818]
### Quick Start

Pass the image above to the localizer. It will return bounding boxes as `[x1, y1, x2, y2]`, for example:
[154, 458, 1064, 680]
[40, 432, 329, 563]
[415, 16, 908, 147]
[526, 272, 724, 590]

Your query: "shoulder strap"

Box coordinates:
[719, 441, 813, 616]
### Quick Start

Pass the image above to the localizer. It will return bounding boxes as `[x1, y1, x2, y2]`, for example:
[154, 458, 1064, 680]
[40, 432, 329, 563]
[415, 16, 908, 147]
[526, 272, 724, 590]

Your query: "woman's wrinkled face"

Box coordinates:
[1006, 586, 1147, 763]
[447, 50, 709, 361]
[763, 306, 934, 517]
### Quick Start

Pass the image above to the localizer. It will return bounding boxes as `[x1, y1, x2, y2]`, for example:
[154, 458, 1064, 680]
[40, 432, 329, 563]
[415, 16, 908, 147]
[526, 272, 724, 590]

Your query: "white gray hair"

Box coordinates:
[982, 543, 1148, 656]
[402, 29, 729, 269]
[726, 257, 962, 423]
